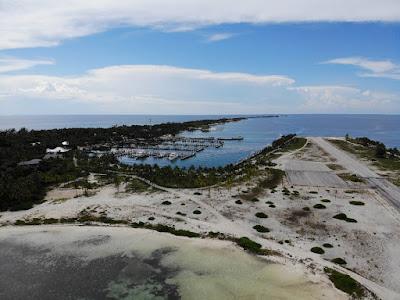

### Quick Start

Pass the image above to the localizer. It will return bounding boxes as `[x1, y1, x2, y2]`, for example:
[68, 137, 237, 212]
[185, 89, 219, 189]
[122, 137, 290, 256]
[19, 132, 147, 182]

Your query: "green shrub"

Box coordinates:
[251, 197, 260, 202]
[302, 207, 310, 211]
[349, 201, 365, 206]
[309, 191, 318, 194]
[313, 204, 326, 209]
[333, 213, 357, 223]
[162, 200, 172, 205]
[15, 219, 27, 225]
[324, 267, 365, 298]
[193, 210, 202, 215]
[311, 246, 325, 254]
[235, 200, 243, 204]
[131, 222, 200, 238]
[321, 199, 331, 203]
[255, 212, 268, 218]
[236, 237, 262, 254]
[269, 204, 276, 208]
[253, 225, 270, 233]
[323, 243, 333, 248]
[332, 257, 347, 265]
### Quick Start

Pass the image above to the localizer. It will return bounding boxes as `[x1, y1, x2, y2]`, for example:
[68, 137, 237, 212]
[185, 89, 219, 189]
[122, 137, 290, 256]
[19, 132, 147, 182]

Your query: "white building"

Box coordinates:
[46, 147, 70, 153]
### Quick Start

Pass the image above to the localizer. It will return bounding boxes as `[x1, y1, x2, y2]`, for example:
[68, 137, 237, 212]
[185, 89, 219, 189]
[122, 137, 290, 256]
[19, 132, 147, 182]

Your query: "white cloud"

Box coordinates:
[324, 57, 400, 80]
[0, 64, 295, 113]
[0, 57, 54, 73]
[206, 33, 235, 42]
[1, 0, 400, 50]
[290, 85, 398, 113]
[1, 64, 398, 114]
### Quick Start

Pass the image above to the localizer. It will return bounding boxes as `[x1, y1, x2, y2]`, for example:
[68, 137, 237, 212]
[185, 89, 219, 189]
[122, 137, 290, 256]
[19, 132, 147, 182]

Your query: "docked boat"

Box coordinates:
[168, 152, 179, 161]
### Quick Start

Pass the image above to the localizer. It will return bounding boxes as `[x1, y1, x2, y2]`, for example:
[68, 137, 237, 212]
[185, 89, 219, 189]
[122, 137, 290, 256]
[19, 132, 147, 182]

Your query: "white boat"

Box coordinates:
[168, 152, 179, 161]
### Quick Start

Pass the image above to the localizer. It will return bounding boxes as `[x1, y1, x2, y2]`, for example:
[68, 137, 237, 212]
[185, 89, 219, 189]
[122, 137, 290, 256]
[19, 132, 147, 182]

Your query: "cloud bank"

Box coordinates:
[1, 0, 400, 50]
[0, 64, 296, 113]
[0, 64, 397, 114]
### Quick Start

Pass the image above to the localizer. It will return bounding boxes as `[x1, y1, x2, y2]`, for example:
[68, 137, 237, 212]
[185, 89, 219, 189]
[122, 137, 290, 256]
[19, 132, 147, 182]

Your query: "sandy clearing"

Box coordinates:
[283, 160, 332, 172]
[286, 170, 347, 188]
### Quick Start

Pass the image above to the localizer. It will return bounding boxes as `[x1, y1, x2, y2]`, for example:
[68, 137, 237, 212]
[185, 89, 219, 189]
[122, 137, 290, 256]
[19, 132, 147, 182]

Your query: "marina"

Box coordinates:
[110, 135, 243, 163]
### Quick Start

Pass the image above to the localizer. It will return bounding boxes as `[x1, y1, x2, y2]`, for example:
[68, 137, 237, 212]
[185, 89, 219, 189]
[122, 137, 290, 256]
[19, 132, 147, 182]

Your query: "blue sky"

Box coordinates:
[1, 1, 400, 114]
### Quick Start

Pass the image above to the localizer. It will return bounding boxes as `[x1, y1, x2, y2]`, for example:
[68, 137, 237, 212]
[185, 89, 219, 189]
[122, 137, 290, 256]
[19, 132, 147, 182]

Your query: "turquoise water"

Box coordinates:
[1, 114, 399, 167]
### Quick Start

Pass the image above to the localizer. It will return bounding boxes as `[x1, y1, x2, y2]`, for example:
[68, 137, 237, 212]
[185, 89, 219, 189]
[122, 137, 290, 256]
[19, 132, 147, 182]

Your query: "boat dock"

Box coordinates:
[107, 135, 244, 162]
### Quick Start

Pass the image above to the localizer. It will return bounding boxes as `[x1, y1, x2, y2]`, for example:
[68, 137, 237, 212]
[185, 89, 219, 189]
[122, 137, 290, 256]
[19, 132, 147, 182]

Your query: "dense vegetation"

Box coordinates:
[345, 134, 399, 158]
[0, 122, 294, 212]
[0, 118, 242, 211]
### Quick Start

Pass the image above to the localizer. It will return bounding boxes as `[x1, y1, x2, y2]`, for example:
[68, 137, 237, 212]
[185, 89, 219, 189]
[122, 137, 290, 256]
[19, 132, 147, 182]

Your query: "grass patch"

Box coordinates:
[338, 173, 365, 183]
[327, 164, 345, 171]
[281, 137, 307, 152]
[324, 267, 366, 299]
[253, 225, 270, 233]
[125, 178, 151, 193]
[255, 212, 268, 218]
[42, 218, 58, 224]
[333, 213, 357, 223]
[240, 168, 285, 201]
[311, 247, 325, 254]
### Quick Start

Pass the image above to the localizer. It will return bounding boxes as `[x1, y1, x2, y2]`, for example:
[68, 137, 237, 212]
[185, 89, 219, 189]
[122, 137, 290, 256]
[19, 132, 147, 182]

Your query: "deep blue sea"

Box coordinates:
[1, 114, 399, 167]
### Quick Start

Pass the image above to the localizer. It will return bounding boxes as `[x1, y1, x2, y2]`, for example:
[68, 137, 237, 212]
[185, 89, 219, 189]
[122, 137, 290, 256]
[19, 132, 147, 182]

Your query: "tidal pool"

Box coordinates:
[0, 226, 345, 300]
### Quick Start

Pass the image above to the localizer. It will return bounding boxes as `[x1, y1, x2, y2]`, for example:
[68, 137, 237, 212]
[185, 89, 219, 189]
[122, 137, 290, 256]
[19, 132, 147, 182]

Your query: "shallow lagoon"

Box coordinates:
[0, 226, 345, 300]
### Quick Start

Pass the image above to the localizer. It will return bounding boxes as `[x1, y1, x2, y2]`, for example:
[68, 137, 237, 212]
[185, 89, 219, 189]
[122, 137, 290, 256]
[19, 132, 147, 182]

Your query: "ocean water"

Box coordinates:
[1, 114, 399, 167]
[120, 114, 400, 168]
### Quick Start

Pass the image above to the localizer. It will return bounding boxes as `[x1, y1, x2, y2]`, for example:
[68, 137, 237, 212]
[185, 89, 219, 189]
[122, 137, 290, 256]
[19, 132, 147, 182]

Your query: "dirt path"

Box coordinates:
[310, 137, 400, 212]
